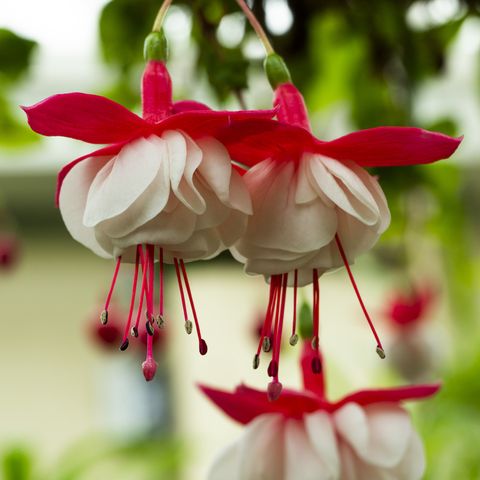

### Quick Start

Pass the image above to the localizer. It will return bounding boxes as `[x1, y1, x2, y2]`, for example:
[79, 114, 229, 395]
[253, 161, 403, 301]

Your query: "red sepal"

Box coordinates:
[22, 93, 151, 144]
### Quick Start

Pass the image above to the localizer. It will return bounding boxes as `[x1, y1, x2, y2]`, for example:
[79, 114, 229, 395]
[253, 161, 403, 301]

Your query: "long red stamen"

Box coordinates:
[159, 247, 164, 317]
[132, 247, 149, 338]
[290, 269, 299, 345]
[174, 258, 191, 334]
[267, 276, 284, 378]
[312, 269, 320, 348]
[179, 259, 208, 355]
[120, 246, 141, 350]
[100, 256, 122, 324]
[256, 276, 278, 356]
[145, 244, 155, 336]
[335, 234, 385, 358]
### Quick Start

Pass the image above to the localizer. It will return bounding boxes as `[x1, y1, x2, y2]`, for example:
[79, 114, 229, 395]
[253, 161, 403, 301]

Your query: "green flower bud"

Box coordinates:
[264, 53, 291, 89]
[144, 30, 168, 62]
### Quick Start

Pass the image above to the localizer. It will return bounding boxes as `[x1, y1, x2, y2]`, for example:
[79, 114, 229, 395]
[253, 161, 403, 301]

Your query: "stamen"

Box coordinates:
[289, 269, 299, 346]
[101, 256, 122, 324]
[179, 259, 208, 356]
[311, 356, 322, 374]
[335, 234, 385, 357]
[121, 246, 141, 347]
[253, 353, 260, 370]
[184, 320, 193, 335]
[262, 336, 272, 353]
[256, 276, 280, 356]
[132, 246, 149, 338]
[271, 273, 288, 375]
[157, 246, 165, 328]
[174, 258, 190, 330]
[312, 269, 320, 349]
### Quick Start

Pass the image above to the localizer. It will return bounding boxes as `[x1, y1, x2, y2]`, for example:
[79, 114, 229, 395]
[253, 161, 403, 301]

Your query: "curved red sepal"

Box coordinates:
[315, 127, 462, 167]
[199, 384, 323, 425]
[334, 383, 441, 410]
[172, 100, 211, 113]
[219, 119, 315, 167]
[22, 93, 151, 144]
[154, 109, 277, 139]
[274, 83, 311, 130]
[55, 142, 126, 205]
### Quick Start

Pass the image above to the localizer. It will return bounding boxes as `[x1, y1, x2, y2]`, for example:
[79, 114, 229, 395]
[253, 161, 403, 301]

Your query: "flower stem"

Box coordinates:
[152, 0, 173, 32]
[236, 0, 275, 55]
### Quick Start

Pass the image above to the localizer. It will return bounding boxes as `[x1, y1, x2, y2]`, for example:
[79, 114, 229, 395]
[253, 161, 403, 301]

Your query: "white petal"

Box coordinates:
[227, 169, 253, 215]
[196, 136, 232, 204]
[309, 157, 379, 226]
[304, 412, 341, 476]
[284, 418, 337, 480]
[98, 136, 171, 238]
[165, 130, 205, 214]
[59, 156, 112, 258]
[207, 441, 241, 480]
[237, 415, 285, 480]
[244, 161, 337, 253]
[164, 228, 223, 261]
[388, 429, 425, 480]
[217, 209, 248, 248]
[295, 154, 319, 204]
[83, 137, 162, 227]
[334, 403, 412, 469]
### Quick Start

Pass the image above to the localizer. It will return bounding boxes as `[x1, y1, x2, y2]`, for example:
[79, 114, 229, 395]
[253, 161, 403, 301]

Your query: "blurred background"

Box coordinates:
[1, 0, 480, 478]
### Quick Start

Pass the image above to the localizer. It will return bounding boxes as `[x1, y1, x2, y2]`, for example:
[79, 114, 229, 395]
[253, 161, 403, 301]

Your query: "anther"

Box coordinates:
[131, 326, 139, 338]
[376, 346, 386, 359]
[199, 339, 208, 356]
[262, 336, 272, 352]
[267, 360, 278, 378]
[267, 381, 283, 402]
[311, 356, 322, 374]
[146, 320, 155, 336]
[156, 314, 166, 329]
[253, 354, 260, 370]
[289, 334, 299, 346]
[184, 320, 193, 335]
[120, 339, 129, 351]
[311, 336, 319, 350]
[100, 310, 108, 325]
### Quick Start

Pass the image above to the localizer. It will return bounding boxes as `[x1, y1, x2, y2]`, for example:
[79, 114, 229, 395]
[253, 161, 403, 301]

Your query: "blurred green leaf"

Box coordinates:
[0, 29, 37, 83]
[2, 447, 33, 480]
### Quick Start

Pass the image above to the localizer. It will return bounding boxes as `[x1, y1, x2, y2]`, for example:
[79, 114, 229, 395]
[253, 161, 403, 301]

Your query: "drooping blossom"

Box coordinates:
[383, 284, 439, 381]
[219, 48, 461, 396]
[23, 30, 275, 381]
[0, 233, 20, 270]
[201, 341, 439, 479]
[383, 284, 436, 330]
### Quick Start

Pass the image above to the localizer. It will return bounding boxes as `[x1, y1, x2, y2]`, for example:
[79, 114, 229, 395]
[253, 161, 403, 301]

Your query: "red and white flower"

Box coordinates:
[220, 77, 461, 393]
[201, 341, 439, 480]
[23, 39, 275, 381]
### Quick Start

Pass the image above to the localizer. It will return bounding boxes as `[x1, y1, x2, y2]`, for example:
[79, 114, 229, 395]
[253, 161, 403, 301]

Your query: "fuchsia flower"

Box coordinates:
[219, 55, 461, 397]
[22, 31, 275, 381]
[201, 341, 439, 480]
[384, 285, 436, 330]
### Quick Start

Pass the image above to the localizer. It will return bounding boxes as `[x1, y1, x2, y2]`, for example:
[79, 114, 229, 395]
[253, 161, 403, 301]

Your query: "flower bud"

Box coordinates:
[144, 30, 168, 62]
[264, 53, 291, 89]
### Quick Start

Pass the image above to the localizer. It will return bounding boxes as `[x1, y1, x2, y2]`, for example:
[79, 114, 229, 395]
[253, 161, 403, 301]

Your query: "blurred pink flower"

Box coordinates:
[0, 233, 20, 270]
[201, 342, 439, 480]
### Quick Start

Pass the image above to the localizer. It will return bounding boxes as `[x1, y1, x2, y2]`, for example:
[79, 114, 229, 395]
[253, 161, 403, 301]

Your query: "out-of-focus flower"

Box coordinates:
[383, 284, 439, 381]
[384, 285, 436, 330]
[0, 233, 20, 270]
[23, 29, 275, 381]
[201, 341, 439, 480]
[220, 50, 460, 395]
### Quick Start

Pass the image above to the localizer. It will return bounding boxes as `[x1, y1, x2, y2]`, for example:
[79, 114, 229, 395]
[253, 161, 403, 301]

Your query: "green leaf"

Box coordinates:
[0, 29, 37, 83]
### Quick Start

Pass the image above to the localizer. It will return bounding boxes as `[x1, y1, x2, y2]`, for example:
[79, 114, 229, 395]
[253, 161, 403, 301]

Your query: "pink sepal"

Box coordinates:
[315, 127, 462, 167]
[22, 93, 150, 144]
[199, 384, 324, 425]
[334, 383, 441, 409]
[172, 100, 211, 113]
[142, 61, 173, 123]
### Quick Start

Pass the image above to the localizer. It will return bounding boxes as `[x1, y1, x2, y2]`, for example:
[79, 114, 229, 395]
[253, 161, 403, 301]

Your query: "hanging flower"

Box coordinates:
[219, 43, 461, 393]
[201, 341, 439, 480]
[22, 29, 275, 381]
[383, 284, 436, 331]
[0, 232, 20, 270]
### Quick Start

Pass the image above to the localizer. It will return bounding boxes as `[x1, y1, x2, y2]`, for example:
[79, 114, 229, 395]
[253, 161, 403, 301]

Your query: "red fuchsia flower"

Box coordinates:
[201, 341, 439, 480]
[0, 233, 20, 270]
[22, 27, 275, 381]
[219, 7, 461, 397]
[383, 284, 436, 330]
